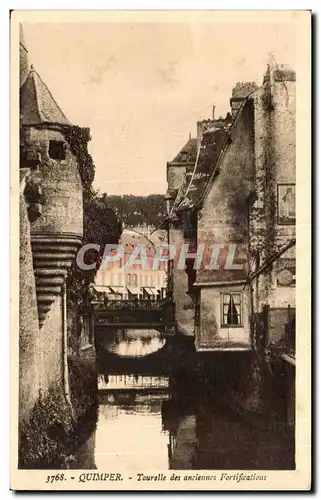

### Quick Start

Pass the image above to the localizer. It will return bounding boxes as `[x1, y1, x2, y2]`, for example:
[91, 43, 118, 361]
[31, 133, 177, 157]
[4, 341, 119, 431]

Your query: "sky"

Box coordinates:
[23, 18, 297, 196]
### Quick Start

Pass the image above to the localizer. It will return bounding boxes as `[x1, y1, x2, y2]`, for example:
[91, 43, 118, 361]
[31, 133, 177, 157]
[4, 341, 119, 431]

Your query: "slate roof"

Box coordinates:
[20, 66, 71, 126]
[172, 119, 231, 214]
[170, 137, 197, 164]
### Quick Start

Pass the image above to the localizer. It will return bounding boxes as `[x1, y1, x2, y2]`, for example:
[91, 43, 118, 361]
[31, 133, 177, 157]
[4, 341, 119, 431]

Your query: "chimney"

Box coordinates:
[230, 82, 258, 118]
[212, 106, 216, 120]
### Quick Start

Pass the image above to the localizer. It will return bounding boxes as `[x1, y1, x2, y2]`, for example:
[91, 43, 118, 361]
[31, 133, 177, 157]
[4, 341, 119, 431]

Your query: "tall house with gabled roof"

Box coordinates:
[165, 66, 295, 353]
[164, 110, 234, 341]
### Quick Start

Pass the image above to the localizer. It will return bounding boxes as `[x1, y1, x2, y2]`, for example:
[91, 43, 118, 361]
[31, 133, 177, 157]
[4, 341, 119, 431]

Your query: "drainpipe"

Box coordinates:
[62, 280, 74, 416]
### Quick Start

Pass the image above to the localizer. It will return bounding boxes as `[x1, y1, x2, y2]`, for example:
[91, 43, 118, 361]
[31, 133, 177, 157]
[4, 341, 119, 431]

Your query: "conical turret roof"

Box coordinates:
[20, 66, 71, 126]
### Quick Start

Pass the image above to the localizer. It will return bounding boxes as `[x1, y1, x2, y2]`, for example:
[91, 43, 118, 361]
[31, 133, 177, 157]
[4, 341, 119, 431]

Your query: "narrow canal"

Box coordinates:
[99, 328, 166, 357]
[75, 333, 294, 470]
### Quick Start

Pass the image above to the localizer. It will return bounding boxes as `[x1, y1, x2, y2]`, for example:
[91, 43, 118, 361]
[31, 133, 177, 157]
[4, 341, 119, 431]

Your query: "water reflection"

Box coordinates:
[75, 374, 294, 471]
[98, 374, 169, 390]
[102, 329, 165, 357]
[95, 396, 170, 470]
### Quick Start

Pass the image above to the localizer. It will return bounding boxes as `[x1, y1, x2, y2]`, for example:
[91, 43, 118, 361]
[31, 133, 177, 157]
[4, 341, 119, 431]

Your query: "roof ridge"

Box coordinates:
[171, 136, 197, 164]
[197, 99, 249, 208]
[174, 141, 201, 212]
[29, 66, 41, 123]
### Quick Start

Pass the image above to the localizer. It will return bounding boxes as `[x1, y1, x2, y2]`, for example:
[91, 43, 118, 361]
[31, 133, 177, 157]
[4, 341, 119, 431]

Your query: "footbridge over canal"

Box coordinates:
[92, 297, 252, 377]
[93, 298, 175, 334]
[93, 298, 198, 375]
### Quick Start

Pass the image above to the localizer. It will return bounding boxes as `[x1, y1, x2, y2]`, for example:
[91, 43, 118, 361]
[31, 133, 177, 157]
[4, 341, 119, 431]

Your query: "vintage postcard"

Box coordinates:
[10, 10, 311, 491]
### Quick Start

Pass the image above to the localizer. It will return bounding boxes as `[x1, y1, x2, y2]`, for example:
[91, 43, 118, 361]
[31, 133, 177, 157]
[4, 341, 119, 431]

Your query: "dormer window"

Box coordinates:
[49, 140, 66, 160]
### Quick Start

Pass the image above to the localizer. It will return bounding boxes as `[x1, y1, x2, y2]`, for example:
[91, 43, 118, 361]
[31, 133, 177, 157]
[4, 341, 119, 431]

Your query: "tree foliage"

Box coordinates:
[62, 125, 95, 192]
[64, 126, 122, 309]
[102, 193, 166, 228]
[67, 190, 122, 308]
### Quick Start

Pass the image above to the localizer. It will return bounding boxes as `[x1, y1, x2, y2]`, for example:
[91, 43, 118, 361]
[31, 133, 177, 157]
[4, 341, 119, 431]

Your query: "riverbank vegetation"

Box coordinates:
[18, 356, 98, 469]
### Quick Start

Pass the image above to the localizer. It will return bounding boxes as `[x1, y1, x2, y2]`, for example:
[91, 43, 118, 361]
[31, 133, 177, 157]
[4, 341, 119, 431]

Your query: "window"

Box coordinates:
[221, 292, 242, 327]
[132, 274, 138, 286]
[49, 140, 66, 160]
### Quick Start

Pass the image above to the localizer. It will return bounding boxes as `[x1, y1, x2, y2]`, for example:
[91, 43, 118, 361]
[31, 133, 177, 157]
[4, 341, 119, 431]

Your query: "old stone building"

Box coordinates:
[165, 62, 296, 355]
[19, 24, 92, 436]
[165, 135, 198, 337]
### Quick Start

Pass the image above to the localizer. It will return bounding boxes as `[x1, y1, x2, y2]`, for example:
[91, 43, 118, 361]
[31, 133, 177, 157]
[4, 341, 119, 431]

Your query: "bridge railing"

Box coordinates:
[92, 298, 172, 311]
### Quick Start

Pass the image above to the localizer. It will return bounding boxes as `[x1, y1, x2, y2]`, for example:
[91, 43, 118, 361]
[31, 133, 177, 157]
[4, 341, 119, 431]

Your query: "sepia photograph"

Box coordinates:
[10, 9, 311, 491]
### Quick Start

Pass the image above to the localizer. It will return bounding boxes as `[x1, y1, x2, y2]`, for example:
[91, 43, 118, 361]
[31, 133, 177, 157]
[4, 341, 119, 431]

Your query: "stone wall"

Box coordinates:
[169, 225, 194, 336]
[18, 28, 97, 466]
[26, 126, 83, 236]
[40, 295, 64, 391]
[167, 163, 190, 194]
[19, 187, 41, 424]
[20, 191, 65, 421]
[250, 66, 296, 313]
[19, 124, 84, 424]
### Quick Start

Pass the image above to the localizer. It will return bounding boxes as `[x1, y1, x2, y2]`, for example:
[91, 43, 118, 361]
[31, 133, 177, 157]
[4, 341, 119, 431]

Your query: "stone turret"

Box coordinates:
[20, 64, 83, 328]
[19, 24, 29, 87]
[18, 25, 91, 439]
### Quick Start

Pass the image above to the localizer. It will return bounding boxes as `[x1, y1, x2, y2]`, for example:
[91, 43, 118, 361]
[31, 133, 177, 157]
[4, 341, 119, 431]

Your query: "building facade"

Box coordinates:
[165, 62, 296, 355]
[95, 228, 167, 301]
